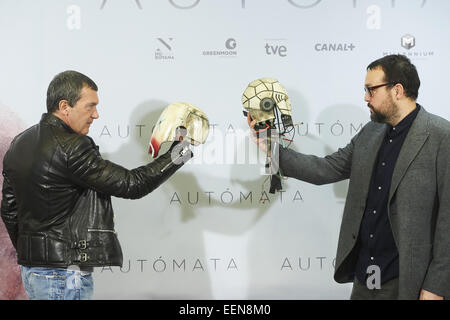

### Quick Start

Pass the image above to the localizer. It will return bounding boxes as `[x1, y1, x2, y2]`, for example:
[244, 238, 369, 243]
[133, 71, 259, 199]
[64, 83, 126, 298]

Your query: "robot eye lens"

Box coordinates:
[260, 98, 274, 111]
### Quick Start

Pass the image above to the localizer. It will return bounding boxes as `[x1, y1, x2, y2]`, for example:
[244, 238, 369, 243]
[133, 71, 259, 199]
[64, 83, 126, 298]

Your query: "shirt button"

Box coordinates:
[373, 210, 377, 214]
[389, 139, 393, 143]
[370, 257, 374, 261]
[381, 162, 386, 166]
[370, 234, 374, 238]
[378, 186, 382, 190]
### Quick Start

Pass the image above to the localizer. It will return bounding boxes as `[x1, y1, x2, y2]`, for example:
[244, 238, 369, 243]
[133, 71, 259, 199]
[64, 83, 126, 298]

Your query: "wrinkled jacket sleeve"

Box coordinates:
[279, 128, 364, 185]
[1, 172, 18, 249]
[422, 132, 450, 299]
[65, 135, 188, 199]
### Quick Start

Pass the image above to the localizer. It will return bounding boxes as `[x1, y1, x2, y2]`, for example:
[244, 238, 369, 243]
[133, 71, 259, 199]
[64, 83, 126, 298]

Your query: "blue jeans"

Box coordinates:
[20, 266, 94, 300]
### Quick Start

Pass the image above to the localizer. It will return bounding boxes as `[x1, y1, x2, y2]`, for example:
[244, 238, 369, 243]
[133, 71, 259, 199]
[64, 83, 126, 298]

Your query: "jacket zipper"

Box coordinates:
[87, 228, 116, 234]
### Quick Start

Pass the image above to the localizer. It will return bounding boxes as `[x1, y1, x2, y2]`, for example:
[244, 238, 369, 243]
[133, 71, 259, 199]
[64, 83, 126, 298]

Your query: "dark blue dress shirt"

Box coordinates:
[355, 104, 420, 285]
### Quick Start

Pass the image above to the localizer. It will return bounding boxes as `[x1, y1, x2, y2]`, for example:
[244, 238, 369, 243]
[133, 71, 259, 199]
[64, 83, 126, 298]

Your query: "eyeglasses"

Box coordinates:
[364, 82, 396, 97]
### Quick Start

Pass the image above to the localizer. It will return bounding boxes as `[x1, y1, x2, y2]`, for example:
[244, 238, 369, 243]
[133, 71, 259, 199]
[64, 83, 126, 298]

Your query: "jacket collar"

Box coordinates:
[40, 113, 76, 134]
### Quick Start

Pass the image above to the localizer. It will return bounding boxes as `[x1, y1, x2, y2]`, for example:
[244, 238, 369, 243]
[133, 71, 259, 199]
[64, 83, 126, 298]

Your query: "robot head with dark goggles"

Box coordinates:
[242, 78, 293, 134]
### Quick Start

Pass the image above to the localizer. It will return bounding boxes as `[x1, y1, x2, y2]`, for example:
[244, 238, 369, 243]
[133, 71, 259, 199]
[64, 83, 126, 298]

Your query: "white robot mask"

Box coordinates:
[242, 78, 293, 134]
[149, 102, 209, 158]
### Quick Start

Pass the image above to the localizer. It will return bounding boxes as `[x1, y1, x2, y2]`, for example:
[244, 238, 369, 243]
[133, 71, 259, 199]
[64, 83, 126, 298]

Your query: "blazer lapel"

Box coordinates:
[389, 107, 430, 203]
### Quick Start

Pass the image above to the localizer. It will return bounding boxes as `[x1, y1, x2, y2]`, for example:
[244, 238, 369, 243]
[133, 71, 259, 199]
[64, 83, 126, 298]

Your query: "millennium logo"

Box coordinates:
[383, 34, 434, 59]
[401, 34, 415, 50]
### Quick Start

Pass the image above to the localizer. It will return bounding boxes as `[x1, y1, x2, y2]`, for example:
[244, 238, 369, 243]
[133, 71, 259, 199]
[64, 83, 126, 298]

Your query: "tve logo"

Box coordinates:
[264, 39, 288, 57]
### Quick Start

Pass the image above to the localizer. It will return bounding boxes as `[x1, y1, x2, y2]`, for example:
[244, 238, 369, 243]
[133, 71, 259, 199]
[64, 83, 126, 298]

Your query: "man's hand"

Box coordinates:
[247, 113, 268, 153]
[419, 289, 444, 300]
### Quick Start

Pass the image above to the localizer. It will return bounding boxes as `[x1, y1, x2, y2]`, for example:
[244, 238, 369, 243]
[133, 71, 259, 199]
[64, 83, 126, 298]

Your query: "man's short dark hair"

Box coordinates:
[46, 70, 98, 113]
[367, 54, 420, 100]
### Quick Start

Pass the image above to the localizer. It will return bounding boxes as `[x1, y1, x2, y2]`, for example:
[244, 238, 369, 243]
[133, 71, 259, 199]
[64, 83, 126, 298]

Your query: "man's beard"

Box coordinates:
[369, 105, 387, 123]
[368, 96, 397, 124]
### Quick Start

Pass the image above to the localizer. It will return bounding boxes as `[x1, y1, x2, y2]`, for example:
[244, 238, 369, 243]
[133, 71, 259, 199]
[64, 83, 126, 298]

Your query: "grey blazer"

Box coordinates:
[279, 106, 450, 299]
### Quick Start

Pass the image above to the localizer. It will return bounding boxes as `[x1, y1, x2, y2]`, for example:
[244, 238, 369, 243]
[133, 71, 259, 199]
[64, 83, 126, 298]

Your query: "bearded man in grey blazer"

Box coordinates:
[249, 54, 450, 300]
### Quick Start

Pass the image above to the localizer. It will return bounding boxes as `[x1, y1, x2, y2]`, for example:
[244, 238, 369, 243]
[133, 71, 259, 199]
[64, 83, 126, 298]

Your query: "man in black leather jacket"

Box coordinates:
[0, 70, 191, 299]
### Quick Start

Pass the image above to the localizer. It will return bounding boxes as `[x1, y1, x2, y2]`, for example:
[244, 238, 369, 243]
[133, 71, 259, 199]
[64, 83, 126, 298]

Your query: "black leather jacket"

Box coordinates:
[1, 113, 188, 268]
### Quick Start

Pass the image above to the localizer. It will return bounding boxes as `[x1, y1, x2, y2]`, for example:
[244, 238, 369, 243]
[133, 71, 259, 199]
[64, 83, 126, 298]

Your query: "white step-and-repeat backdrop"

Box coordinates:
[1, 0, 449, 299]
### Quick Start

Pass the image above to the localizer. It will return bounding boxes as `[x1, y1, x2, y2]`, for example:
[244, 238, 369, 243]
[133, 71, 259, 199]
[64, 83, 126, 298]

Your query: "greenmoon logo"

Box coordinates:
[225, 38, 237, 50]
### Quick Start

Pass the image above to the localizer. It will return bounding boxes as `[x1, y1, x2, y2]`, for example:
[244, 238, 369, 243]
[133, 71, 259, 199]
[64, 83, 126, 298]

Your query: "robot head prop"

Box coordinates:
[242, 78, 293, 134]
[149, 102, 209, 158]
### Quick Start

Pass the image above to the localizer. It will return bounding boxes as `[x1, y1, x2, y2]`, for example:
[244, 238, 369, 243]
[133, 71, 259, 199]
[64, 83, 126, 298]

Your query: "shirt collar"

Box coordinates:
[388, 103, 420, 136]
